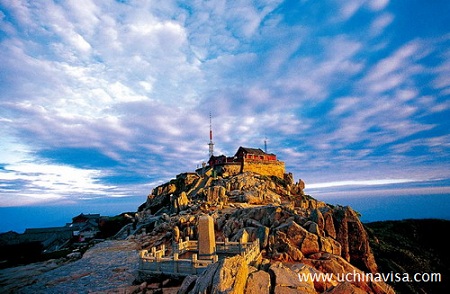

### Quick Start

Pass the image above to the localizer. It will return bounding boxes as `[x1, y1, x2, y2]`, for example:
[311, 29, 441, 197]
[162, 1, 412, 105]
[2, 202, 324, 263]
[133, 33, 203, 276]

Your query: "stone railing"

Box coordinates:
[139, 238, 261, 277]
[172, 237, 198, 254]
[139, 250, 218, 277]
[216, 238, 257, 255]
[240, 238, 260, 264]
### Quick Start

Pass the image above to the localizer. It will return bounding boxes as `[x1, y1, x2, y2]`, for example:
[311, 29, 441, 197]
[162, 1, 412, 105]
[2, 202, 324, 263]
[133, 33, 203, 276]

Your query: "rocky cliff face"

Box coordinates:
[133, 171, 394, 293]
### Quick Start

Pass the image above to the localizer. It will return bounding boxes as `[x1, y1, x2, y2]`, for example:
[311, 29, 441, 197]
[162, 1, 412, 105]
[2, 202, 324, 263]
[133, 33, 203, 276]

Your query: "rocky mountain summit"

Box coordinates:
[2, 168, 403, 293]
[130, 170, 394, 293]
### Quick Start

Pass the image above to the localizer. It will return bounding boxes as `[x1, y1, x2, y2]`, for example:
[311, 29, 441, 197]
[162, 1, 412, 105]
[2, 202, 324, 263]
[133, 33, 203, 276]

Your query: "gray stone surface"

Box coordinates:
[1, 240, 139, 294]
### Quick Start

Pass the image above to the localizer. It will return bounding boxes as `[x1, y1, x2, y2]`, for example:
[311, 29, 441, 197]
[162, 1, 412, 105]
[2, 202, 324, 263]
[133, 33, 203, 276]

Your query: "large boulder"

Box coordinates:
[178, 275, 197, 294]
[177, 192, 189, 211]
[322, 210, 337, 239]
[269, 262, 316, 294]
[244, 270, 271, 294]
[189, 262, 220, 294]
[310, 209, 325, 232]
[303, 253, 394, 294]
[272, 221, 320, 256]
[189, 255, 248, 294]
[333, 206, 378, 273]
[207, 186, 227, 205]
[325, 282, 367, 294]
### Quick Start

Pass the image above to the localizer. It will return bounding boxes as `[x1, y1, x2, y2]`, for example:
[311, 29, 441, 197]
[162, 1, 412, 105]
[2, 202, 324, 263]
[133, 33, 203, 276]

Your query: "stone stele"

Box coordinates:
[198, 214, 216, 259]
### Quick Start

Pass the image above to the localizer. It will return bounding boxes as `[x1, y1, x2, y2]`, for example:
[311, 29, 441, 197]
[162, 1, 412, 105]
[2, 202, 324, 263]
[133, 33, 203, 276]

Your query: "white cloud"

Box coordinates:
[307, 178, 415, 189]
[0, 136, 126, 206]
[64, 0, 100, 32]
[225, 0, 282, 38]
[337, 0, 365, 21]
[0, 137, 31, 165]
[3, 163, 105, 191]
[432, 56, 450, 91]
[331, 97, 360, 116]
[370, 13, 394, 36]
[367, 0, 390, 11]
[327, 92, 436, 150]
[362, 41, 423, 94]
[309, 186, 450, 200]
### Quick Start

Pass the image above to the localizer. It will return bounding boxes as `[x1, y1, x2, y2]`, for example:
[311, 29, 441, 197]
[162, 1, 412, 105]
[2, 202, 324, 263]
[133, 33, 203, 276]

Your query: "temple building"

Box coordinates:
[207, 146, 285, 178]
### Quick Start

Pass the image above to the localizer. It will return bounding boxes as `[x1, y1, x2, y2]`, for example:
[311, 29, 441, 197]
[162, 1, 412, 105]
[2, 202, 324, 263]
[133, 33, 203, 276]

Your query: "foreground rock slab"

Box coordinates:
[1, 240, 139, 294]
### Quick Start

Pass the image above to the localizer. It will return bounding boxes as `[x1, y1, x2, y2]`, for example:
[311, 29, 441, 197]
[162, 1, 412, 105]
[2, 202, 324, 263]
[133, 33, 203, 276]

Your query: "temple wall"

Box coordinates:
[215, 160, 285, 178]
[242, 160, 285, 178]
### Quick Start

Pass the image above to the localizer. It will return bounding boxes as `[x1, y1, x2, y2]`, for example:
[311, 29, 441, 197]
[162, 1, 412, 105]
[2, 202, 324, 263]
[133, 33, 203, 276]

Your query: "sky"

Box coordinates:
[0, 0, 449, 212]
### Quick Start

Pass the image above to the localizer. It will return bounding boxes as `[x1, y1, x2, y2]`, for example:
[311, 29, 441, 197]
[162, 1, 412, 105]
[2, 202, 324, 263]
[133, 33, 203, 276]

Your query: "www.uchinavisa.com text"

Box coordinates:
[298, 271, 442, 283]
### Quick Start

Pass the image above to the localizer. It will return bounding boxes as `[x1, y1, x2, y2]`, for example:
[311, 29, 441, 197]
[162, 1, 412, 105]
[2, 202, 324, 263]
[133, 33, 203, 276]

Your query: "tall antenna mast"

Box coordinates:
[208, 112, 214, 158]
[264, 136, 267, 153]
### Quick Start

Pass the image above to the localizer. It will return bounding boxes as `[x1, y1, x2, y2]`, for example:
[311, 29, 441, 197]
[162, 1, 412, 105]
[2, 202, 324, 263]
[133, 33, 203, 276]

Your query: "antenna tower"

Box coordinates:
[264, 137, 267, 153]
[208, 113, 214, 158]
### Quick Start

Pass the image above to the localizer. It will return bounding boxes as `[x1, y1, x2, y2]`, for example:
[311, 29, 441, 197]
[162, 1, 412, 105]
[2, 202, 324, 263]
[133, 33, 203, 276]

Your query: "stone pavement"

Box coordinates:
[1, 240, 139, 294]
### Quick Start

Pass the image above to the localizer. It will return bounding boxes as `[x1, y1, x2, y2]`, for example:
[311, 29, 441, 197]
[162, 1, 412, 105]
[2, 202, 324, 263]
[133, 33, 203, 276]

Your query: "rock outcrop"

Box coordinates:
[186, 255, 249, 294]
[2, 167, 443, 293]
[133, 171, 394, 294]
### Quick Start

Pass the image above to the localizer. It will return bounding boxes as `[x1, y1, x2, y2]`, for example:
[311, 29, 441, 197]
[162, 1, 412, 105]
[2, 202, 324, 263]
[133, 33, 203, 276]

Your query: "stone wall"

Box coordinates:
[215, 160, 285, 179]
[242, 159, 285, 178]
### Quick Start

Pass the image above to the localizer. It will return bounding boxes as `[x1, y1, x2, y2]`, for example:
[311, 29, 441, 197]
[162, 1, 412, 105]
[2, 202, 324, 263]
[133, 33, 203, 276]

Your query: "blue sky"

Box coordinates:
[0, 0, 449, 209]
